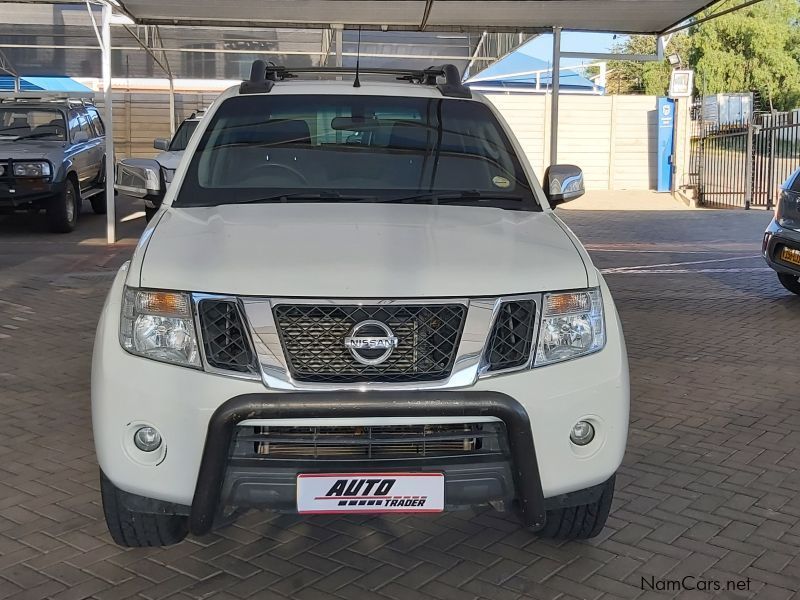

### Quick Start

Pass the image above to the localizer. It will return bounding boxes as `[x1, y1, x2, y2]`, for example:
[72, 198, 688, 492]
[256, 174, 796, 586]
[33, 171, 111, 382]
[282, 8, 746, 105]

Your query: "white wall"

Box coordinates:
[482, 92, 659, 190]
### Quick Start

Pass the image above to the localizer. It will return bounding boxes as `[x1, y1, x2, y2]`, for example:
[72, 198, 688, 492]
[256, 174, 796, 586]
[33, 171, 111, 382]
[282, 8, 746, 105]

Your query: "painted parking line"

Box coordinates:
[600, 254, 768, 275]
[602, 267, 771, 274]
[601, 255, 761, 273]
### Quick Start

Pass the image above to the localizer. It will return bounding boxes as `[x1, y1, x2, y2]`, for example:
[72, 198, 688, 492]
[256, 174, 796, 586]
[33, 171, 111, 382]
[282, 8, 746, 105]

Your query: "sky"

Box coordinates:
[520, 32, 622, 67]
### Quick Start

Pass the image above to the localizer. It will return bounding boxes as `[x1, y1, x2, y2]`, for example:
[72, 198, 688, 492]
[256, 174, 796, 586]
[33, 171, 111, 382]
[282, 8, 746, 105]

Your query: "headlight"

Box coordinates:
[13, 161, 51, 178]
[120, 287, 200, 368]
[534, 288, 605, 367]
[776, 189, 800, 230]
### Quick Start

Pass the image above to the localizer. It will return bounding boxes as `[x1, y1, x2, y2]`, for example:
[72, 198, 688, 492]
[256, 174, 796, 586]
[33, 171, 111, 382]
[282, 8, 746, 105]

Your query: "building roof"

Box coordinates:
[0, 75, 93, 92]
[466, 49, 599, 92]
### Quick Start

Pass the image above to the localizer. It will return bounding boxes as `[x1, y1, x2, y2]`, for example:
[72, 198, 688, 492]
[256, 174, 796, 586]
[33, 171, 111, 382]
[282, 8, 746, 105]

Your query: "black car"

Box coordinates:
[763, 167, 800, 295]
[0, 94, 107, 232]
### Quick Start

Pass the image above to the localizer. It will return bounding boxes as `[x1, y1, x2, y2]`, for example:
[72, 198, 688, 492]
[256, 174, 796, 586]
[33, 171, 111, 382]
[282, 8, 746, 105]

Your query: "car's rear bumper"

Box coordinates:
[763, 220, 800, 276]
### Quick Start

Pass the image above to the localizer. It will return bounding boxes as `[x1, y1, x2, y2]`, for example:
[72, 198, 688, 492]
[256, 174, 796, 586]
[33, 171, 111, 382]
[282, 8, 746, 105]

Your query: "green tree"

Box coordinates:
[603, 0, 800, 110]
[605, 34, 691, 95]
[690, 0, 800, 110]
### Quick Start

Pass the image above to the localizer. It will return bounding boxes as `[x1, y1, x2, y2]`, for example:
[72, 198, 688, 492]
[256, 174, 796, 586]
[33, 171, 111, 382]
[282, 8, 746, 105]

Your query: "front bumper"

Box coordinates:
[93, 266, 629, 529]
[191, 392, 545, 534]
[763, 219, 800, 276]
[0, 162, 61, 207]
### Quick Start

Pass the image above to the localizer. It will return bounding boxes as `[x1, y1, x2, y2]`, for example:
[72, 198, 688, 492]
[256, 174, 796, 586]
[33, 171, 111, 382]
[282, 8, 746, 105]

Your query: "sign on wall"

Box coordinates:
[669, 70, 694, 99]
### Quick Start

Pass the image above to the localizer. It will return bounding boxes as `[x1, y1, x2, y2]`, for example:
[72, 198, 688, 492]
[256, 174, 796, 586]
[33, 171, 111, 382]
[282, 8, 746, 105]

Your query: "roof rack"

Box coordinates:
[240, 60, 471, 99]
[0, 92, 96, 107]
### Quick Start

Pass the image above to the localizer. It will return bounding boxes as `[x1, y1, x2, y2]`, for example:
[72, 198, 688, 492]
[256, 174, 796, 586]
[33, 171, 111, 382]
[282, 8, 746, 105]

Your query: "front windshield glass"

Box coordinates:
[169, 119, 199, 151]
[0, 108, 66, 141]
[175, 94, 539, 210]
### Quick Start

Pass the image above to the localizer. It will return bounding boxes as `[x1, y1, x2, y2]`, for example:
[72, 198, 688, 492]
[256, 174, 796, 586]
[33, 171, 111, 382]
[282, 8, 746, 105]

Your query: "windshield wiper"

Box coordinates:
[381, 191, 525, 206]
[228, 191, 377, 205]
[16, 131, 63, 141]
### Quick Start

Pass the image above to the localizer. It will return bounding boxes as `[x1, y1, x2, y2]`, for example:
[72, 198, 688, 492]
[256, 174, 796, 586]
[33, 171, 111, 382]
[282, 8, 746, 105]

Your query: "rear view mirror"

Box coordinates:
[115, 158, 164, 200]
[153, 138, 170, 151]
[73, 131, 89, 143]
[331, 116, 380, 130]
[543, 164, 585, 206]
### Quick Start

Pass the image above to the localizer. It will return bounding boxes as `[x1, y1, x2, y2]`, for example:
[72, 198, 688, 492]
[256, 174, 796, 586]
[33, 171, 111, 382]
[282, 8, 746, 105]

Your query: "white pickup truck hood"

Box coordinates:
[137, 203, 588, 297]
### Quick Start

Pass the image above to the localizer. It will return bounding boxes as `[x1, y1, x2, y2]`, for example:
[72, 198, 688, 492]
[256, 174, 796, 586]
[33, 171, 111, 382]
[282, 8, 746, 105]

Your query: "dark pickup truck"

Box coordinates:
[0, 94, 107, 232]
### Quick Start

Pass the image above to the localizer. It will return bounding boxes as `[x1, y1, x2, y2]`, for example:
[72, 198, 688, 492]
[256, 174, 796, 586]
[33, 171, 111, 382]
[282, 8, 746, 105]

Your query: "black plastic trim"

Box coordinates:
[765, 232, 800, 277]
[189, 391, 545, 535]
[238, 62, 471, 98]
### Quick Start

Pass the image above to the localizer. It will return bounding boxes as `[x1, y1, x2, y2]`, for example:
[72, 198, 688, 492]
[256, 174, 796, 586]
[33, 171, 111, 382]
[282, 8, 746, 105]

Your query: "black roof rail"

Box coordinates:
[239, 62, 471, 99]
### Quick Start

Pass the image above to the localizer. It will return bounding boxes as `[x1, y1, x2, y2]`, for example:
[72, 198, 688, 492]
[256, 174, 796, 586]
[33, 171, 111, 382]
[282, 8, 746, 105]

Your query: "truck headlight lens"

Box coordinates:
[534, 289, 605, 367]
[13, 161, 51, 178]
[120, 287, 200, 368]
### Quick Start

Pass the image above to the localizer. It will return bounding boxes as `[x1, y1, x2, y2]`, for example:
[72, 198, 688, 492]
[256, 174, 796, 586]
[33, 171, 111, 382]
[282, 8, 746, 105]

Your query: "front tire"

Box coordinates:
[90, 192, 108, 215]
[46, 178, 79, 233]
[100, 470, 188, 547]
[778, 273, 800, 295]
[537, 475, 615, 539]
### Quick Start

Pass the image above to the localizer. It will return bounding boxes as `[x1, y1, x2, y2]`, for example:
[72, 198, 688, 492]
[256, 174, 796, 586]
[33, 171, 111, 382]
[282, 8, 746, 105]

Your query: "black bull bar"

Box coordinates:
[189, 391, 546, 535]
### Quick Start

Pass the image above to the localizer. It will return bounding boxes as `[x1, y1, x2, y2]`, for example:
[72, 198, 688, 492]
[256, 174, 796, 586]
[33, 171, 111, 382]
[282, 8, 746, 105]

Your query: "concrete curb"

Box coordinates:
[673, 189, 699, 209]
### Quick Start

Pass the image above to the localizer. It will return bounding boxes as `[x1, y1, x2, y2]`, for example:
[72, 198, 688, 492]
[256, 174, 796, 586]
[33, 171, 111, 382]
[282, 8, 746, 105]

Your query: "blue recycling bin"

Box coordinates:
[657, 97, 675, 193]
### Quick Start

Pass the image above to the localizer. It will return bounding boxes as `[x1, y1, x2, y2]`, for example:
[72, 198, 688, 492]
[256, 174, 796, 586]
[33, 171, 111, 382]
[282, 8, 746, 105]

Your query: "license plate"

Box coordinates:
[297, 472, 444, 514]
[780, 246, 800, 266]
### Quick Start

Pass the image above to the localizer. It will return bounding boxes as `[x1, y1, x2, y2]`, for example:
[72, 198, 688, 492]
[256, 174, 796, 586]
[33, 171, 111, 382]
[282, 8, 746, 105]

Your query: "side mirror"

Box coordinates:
[73, 131, 89, 143]
[543, 164, 585, 206]
[115, 158, 164, 200]
[153, 138, 170, 151]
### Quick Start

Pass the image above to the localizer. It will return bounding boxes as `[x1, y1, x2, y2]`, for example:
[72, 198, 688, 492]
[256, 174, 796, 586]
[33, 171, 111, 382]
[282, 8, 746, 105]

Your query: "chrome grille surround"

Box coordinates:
[192, 294, 541, 390]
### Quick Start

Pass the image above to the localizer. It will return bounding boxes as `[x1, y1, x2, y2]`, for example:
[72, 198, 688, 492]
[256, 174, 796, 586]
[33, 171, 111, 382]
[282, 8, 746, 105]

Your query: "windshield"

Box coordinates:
[0, 107, 66, 141]
[174, 94, 538, 210]
[169, 119, 200, 151]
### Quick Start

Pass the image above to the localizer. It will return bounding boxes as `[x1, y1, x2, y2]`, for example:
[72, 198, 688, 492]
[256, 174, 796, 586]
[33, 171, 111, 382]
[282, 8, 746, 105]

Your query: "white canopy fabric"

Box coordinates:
[113, 0, 719, 34]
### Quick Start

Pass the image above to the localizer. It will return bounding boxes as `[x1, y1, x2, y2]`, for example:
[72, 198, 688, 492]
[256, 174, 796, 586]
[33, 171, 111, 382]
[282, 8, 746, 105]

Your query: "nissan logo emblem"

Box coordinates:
[343, 320, 399, 366]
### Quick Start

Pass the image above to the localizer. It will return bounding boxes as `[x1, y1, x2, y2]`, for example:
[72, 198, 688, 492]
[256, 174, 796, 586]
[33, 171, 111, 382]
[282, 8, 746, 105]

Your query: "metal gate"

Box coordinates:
[691, 105, 800, 209]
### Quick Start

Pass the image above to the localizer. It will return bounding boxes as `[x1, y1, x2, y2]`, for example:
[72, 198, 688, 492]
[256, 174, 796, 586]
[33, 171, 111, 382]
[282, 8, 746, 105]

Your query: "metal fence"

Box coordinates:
[690, 103, 800, 209]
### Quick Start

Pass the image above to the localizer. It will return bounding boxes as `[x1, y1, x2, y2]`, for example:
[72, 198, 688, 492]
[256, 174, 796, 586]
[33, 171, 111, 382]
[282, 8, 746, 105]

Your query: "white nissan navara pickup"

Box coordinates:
[95, 62, 629, 547]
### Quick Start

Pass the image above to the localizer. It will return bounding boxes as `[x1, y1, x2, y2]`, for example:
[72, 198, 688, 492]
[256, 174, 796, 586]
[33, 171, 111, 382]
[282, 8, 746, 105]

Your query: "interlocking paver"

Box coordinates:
[1, 194, 799, 599]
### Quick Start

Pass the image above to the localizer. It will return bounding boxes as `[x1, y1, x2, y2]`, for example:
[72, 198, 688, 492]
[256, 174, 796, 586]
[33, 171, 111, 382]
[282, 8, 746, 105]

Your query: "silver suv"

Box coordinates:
[0, 94, 107, 232]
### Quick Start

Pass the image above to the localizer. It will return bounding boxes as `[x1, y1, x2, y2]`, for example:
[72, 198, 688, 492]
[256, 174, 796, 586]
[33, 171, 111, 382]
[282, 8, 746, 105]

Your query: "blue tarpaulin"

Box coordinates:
[0, 76, 92, 93]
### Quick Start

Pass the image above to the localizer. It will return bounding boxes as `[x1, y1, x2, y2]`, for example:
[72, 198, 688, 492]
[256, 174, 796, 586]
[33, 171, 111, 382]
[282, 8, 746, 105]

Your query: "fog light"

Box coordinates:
[570, 421, 595, 446]
[134, 426, 162, 452]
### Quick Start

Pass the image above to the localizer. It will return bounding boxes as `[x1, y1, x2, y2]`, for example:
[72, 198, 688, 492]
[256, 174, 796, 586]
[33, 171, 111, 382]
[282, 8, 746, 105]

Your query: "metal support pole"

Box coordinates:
[549, 26, 561, 167]
[168, 76, 176, 136]
[744, 120, 754, 210]
[334, 25, 343, 68]
[102, 2, 115, 243]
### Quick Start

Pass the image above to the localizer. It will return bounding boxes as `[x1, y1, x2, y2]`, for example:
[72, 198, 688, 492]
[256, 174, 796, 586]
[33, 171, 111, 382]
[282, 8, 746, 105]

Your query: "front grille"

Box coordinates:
[198, 299, 255, 373]
[273, 304, 466, 383]
[231, 423, 507, 461]
[484, 300, 537, 371]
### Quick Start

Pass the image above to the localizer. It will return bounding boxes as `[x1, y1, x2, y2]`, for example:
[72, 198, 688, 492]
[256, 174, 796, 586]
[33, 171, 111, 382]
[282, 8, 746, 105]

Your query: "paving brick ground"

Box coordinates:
[1, 193, 799, 600]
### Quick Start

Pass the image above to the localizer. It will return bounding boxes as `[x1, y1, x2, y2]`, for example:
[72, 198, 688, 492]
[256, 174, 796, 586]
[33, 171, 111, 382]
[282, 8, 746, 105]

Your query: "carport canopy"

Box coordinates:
[111, 0, 717, 35]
